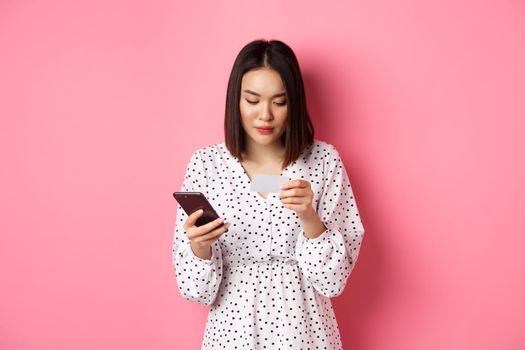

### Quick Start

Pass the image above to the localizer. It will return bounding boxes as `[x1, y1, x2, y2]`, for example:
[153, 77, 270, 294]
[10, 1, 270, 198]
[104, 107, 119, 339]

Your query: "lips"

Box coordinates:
[256, 127, 273, 134]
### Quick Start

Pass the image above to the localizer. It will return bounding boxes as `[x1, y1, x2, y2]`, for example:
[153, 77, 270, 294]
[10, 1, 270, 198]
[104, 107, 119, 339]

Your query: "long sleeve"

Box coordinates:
[295, 144, 365, 298]
[172, 150, 223, 306]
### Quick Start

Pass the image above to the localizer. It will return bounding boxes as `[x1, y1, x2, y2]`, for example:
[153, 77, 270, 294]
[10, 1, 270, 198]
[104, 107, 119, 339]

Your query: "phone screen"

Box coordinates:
[173, 192, 220, 227]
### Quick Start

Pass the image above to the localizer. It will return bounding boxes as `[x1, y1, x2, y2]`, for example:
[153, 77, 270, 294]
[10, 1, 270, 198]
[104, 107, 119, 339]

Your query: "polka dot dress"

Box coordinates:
[172, 139, 365, 349]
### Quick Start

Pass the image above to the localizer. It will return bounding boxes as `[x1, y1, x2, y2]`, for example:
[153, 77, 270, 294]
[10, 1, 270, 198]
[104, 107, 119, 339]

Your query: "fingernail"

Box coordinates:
[217, 218, 224, 224]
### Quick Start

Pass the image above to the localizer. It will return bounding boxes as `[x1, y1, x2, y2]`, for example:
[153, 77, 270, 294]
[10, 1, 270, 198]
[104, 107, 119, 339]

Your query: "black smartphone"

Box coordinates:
[173, 191, 222, 227]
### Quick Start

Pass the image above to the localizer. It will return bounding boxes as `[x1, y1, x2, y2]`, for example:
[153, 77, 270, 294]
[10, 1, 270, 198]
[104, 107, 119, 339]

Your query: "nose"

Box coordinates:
[259, 102, 273, 121]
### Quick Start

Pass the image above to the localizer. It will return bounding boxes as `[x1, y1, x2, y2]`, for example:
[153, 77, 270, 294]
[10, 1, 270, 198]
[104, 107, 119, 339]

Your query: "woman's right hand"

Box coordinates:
[183, 209, 230, 260]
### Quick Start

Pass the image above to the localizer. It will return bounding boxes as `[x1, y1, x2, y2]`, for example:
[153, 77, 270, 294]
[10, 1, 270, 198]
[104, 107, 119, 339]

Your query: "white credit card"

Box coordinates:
[250, 174, 290, 193]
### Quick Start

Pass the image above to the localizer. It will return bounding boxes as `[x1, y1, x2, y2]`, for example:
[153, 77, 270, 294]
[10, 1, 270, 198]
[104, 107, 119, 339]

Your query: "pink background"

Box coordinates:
[1, 1, 524, 349]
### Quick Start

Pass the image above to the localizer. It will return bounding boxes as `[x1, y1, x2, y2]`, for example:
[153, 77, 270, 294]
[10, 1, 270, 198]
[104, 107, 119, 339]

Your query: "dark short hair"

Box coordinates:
[224, 39, 314, 168]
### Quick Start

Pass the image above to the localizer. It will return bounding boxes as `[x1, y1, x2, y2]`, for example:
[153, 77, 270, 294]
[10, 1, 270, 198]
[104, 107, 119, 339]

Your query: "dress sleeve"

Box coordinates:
[172, 149, 223, 306]
[295, 144, 365, 298]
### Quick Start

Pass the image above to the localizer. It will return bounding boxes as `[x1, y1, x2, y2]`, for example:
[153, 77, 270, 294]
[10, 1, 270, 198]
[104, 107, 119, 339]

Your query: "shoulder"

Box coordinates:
[310, 139, 340, 160]
[296, 139, 341, 175]
[307, 140, 348, 178]
[184, 142, 226, 176]
[312, 139, 335, 151]
[187, 141, 223, 160]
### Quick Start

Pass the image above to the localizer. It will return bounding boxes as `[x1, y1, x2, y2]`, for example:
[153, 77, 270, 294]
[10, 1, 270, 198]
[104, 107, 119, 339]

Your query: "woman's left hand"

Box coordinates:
[279, 179, 315, 219]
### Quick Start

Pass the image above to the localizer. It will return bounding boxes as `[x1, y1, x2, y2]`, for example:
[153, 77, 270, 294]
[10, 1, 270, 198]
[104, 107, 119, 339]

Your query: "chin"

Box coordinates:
[249, 134, 277, 144]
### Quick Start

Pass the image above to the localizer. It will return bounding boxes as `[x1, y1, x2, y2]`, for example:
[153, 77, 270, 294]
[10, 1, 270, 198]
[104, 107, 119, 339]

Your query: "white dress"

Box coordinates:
[172, 139, 365, 349]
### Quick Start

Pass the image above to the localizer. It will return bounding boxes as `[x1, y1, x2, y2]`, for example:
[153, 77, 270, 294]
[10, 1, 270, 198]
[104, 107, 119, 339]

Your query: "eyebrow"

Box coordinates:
[243, 89, 286, 98]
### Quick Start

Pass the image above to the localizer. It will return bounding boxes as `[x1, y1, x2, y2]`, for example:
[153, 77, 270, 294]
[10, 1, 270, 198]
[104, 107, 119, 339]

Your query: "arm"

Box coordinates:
[172, 150, 223, 305]
[295, 145, 365, 298]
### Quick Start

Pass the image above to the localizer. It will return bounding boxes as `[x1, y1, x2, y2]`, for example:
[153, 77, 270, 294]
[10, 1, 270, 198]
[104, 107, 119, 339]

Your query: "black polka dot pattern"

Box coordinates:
[172, 139, 365, 349]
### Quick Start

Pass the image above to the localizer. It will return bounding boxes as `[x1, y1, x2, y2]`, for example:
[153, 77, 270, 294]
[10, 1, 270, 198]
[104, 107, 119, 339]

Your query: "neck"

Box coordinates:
[242, 139, 286, 165]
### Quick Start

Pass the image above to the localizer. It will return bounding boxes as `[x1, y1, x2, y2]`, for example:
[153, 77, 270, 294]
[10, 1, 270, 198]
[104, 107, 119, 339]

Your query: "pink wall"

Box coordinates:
[1, 1, 524, 349]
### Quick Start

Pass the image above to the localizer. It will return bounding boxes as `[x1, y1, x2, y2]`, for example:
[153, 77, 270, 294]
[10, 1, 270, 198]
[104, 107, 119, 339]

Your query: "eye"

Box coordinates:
[275, 101, 287, 106]
[245, 99, 258, 104]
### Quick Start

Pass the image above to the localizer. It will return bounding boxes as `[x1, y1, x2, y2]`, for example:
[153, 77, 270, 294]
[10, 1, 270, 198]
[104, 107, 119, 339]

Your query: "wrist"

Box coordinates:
[298, 208, 327, 239]
[297, 206, 317, 221]
[190, 242, 212, 260]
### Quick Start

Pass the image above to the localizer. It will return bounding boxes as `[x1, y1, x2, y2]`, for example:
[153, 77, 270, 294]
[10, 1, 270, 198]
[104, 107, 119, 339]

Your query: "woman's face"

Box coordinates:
[239, 67, 288, 149]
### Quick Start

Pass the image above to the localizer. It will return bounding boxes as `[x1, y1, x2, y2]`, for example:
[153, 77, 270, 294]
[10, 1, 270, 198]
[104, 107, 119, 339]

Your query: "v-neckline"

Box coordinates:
[221, 142, 292, 202]
[238, 160, 290, 201]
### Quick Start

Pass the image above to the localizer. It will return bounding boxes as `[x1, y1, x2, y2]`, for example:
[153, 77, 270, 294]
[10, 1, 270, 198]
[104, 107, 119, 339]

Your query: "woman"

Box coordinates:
[172, 39, 365, 349]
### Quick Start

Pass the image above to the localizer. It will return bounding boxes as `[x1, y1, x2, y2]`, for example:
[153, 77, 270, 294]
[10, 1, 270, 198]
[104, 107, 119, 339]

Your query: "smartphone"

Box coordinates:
[173, 191, 222, 227]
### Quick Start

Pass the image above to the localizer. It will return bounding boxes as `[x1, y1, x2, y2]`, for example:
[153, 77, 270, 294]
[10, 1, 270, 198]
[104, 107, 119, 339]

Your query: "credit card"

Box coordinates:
[250, 174, 290, 193]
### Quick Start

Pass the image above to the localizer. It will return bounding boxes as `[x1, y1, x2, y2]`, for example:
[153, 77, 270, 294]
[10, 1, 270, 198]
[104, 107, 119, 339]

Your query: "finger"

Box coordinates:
[281, 198, 305, 205]
[279, 188, 307, 199]
[281, 191, 313, 203]
[194, 217, 227, 237]
[280, 179, 308, 190]
[283, 202, 301, 210]
[195, 222, 231, 243]
[279, 180, 296, 190]
[282, 203, 312, 213]
[200, 222, 230, 242]
[184, 209, 204, 230]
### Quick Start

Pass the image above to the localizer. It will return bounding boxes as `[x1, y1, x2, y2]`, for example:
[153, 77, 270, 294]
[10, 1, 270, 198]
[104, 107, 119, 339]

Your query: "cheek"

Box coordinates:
[239, 106, 255, 131]
[239, 103, 255, 120]
[276, 108, 288, 125]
